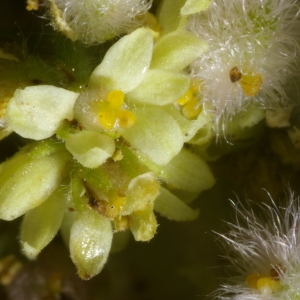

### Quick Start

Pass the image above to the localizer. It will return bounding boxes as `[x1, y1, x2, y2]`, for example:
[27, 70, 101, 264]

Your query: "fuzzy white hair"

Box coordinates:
[216, 192, 300, 299]
[188, 0, 300, 121]
[48, 0, 152, 44]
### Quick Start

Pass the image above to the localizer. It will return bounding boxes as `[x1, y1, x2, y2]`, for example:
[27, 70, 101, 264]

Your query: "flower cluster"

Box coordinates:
[216, 194, 300, 299]
[0, 22, 215, 279]
[187, 0, 300, 122]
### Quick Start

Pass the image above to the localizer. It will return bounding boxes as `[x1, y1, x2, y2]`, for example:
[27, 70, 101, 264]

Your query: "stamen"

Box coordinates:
[240, 73, 263, 96]
[176, 83, 202, 120]
[257, 277, 280, 295]
[246, 273, 281, 294]
[115, 110, 136, 129]
[98, 110, 117, 130]
[182, 98, 202, 119]
[106, 90, 124, 110]
[98, 90, 136, 129]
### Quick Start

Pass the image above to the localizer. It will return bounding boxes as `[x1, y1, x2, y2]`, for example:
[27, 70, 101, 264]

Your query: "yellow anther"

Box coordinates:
[257, 277, 280, 295]
[177, 89, 193, 106]
[246, 273, 263, 289]
[182, 97, 202, 119]
[115, 110, 136, 128]
[98, 110, 117, 130]
[98, 90, 135, 129]
[106, 90, 124, 109]
[240, 73, 263, 96]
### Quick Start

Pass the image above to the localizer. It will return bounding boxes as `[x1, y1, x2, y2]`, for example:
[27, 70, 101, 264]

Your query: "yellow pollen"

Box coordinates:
[176, 81, 202, 119]
[240, 73, 263, 96]
[246, 273, 263, 289]
[98, 90, 136, 129]
[177, 89, 193, 106]
[106, 90, 124, 109]
[98, 110, 117, 130]
[246, 273, 280, 294]
[115, 110, 136, 128]
[182, 97, 202, 119]
[257, 277, 280, 294]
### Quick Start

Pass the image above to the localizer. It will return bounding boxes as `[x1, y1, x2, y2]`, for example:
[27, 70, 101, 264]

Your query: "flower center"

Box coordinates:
[98, 90, 136, 130]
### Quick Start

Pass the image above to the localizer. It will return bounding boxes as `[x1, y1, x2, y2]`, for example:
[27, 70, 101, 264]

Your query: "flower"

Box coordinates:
[44, 0, 153, 44]
[187, 0, 300, 120]
[73, 26, 209, 166]
[1, 25, 216, 280]
[215, 193, 300, 299]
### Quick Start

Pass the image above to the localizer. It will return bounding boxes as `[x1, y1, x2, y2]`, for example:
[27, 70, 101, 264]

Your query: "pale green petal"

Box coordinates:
[20, 187, 68, 259]
[0, 143, 70, 220]
[121, 107, 184, 166]
[65, 131, 115, 168]
[181, 0, 212, 15]
[130, 210, 157, 242]
[156, 0, 186, 35]
[6, 85, 79, 140]
[120, 172, 160, 215]
[158, 148, 215, 193]
[126, 70, 190, 106]
[163, 104, 214, 143]
[90, 28, 153, 93]
[69, 208, 113, 280]
[151, 30, 208, 72]
[154, 187, 199, 221]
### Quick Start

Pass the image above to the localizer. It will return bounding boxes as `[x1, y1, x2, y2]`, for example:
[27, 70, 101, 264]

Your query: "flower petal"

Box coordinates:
[157, 148, 215, 193]
[181, 0, 212, 15]
[20, 187, 68, 259]
[120, 172, 160, 215]
[150, 30, 208, 72]
[6, 85, 79, 140]
[156, 0, 186, 35]
[130, 210, 157, 242]
[65, 131, 115, 168]
[0, 141, 70, 220]
[69, 208, 113, 280]
[163, 104, 214, 143]
[90, 28, 153, 93]
[126, 70, 190, 106]
[121, 106, 184, 166]
[154, 187, 199, 221]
